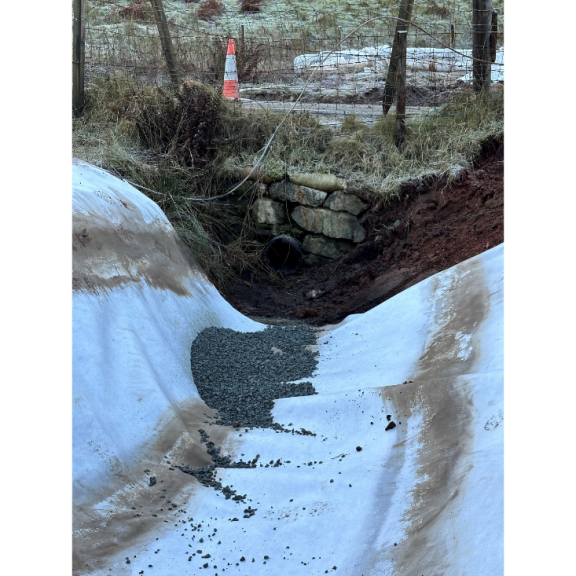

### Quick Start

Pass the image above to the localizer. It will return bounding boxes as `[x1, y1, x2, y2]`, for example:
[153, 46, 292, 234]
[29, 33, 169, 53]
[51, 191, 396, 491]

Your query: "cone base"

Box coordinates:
[223, 80, 240, 100]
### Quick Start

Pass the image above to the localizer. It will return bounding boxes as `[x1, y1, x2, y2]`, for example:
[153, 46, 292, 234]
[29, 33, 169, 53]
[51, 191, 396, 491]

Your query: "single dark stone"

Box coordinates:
[149, 477, 156, 486]
[356, 446, 362, 451]
[385, 421, 396, 431]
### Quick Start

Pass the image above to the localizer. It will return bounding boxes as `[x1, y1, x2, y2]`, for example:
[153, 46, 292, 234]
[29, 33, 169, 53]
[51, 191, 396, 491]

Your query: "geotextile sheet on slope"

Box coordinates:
[72, 159, 503, 576]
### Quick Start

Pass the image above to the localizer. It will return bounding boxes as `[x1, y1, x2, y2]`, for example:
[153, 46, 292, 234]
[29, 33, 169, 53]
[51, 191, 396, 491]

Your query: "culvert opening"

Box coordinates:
[263, 235, 304, 275]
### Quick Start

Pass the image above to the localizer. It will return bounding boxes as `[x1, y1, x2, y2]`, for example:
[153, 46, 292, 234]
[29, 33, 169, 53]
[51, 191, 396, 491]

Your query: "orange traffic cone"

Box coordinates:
[223, 39, 240, 100]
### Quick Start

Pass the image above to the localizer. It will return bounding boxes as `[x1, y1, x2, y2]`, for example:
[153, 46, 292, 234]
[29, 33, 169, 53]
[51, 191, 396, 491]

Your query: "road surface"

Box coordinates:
[239, 100, 435, 126]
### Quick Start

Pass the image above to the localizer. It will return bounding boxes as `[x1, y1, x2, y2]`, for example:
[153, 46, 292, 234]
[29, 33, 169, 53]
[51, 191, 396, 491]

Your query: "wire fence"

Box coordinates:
[82, 0, 504, 125]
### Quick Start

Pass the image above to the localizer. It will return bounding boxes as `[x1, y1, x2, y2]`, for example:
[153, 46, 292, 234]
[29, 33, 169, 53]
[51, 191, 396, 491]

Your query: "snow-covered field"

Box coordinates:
[293, 45, 504, 81]
[90, 0, 504, 40]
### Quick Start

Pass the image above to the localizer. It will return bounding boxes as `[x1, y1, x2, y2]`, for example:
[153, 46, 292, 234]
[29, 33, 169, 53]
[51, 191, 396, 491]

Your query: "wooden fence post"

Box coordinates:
[490, 10, 498, 62]
[149, 0, 181, 88]
[238, 24, 245, 82]
[450, 24, 456, 49]
[472, 0, 493, 93]
[382, 0, 414, 116]
[394, 30, 407, 148]
[73, 0, 85, 116]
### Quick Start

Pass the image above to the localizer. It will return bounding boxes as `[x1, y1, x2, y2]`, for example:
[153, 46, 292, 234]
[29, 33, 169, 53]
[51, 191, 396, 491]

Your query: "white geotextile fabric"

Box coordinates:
[73, 161, 503, 576]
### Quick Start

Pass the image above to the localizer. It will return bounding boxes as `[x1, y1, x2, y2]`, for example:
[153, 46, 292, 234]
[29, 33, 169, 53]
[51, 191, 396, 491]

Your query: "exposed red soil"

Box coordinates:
[224, 137, 503, 325]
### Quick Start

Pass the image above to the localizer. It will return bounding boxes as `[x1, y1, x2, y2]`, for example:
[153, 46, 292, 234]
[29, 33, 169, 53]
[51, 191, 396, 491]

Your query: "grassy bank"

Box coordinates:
[72, 73, 503, 286]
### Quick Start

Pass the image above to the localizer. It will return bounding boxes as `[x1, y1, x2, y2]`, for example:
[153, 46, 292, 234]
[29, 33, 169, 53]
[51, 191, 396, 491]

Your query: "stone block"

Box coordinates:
[302, 235, 355, 260]
[289, 172, 347, 193]
[292, 206, 366, 243]
[252, 198, 287, 225]
[323, 191, 368, 216]
[269, 180, 327, 207]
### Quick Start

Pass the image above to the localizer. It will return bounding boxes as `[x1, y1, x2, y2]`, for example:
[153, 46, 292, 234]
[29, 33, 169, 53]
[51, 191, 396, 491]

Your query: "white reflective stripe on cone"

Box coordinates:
[224, 55, 237, 80]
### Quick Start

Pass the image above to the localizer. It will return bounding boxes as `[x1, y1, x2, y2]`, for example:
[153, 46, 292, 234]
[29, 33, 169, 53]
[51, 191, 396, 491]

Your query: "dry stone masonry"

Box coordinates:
[250, 170, 368, 266]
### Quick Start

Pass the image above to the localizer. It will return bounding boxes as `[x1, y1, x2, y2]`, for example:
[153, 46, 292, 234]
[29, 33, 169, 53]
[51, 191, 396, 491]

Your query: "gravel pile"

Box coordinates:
[190, 325, 318, 429]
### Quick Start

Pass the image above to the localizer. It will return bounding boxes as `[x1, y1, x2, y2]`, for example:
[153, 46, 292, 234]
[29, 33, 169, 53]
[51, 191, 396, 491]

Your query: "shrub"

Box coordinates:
[424, 1, 450, 19]
[133, 81, 223, 168]
[197, 0, 224, 20]
[240, 0, 263, 13]
[118, 1, 153, 21]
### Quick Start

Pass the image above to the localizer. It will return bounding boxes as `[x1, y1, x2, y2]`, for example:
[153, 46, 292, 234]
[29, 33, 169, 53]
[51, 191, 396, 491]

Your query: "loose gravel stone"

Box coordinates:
[190, 326, 318, 429]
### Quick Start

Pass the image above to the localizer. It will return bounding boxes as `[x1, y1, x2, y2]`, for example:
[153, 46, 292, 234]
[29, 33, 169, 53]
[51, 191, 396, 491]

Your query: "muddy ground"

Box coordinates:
[224, 137, 503, 325]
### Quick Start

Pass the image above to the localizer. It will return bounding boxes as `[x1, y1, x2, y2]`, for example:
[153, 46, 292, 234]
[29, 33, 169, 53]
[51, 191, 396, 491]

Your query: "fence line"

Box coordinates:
[78, 1, 504, 128]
